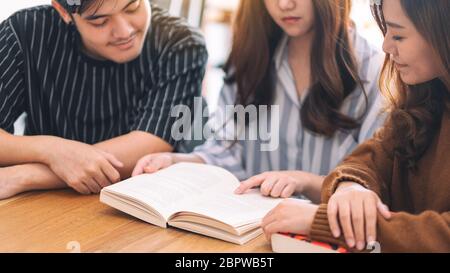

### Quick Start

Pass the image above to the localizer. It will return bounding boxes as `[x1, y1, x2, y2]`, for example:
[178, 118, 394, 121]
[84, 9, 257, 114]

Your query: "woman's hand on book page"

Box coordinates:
[262, 199, 319, 241]
[132, 153, 175, 176]
[132, 153, 206, 177]
[327, 182, 391, 251]
[235, 171, 316, 198]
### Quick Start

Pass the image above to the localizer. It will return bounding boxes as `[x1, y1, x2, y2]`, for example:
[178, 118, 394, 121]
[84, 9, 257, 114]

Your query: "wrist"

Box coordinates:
[295, 172, 321, 194]
[290, 171, 306, 193]
[173, 153, 205, 164]
[0, 133, 63, 166]
[30, 136, 54, 165]
[171, 153, 182, 164]
[31, 136, 61, 165]
[11, 165, 33, 191]
[336, 181, 364, 192]
[305, 204, 320, 236]
[11, 163, 64, 192]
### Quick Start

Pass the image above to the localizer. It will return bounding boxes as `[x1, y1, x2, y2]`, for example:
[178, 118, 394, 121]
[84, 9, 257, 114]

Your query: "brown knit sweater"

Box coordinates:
[310, 108, 450, 253]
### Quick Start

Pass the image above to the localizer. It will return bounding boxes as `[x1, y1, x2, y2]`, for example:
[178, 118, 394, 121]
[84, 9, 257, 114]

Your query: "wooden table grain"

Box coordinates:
[0, 190, 273, 253]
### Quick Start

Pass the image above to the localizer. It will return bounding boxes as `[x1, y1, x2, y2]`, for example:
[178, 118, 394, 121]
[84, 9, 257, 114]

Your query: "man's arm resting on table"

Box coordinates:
[94, 131, 173, 178]
[3, 130, 173, 193]
[0, 129, 52, 167]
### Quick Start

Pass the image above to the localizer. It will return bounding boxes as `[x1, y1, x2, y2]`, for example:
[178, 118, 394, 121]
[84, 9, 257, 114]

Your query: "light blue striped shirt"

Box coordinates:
[193, 30, 386, 180]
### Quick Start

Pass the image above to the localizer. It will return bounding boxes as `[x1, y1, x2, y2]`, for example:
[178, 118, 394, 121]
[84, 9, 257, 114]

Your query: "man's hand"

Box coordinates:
[0, 130, 171, 198]
[41, 137, 124, 194]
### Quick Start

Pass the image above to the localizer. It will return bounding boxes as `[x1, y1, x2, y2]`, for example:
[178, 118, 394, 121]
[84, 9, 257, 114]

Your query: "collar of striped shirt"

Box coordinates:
[192, 27, 386, 178]
[272, 35, 309, 108]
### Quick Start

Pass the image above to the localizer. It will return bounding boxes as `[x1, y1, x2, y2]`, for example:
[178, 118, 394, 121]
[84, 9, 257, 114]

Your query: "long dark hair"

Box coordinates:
[225, 0, 367, 137]
[372, 0, 450, 169]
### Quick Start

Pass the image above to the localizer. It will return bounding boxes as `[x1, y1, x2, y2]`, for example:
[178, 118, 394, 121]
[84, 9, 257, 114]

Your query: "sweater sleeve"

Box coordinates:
[311, 205, 450, 253]
[321, 128, 395, 203]
[375, 211, 450, 252]
[309, 129, 450, 252]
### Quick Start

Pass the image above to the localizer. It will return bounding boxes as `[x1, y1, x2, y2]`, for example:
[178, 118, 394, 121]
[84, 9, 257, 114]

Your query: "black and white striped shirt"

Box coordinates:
[0, 4, 208, 147]
[194, 31, 386, 180]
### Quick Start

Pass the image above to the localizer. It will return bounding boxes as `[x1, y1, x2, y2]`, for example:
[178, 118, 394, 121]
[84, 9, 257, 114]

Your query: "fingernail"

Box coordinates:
[357, 241, 365, 251]
[332, 230, 340, 238]
[347, 239, 355, 248]
[367, 236, 375, 243]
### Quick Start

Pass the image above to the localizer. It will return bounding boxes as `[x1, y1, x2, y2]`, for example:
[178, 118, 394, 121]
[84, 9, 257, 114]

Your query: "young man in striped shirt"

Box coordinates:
[0, 0, 208, 199]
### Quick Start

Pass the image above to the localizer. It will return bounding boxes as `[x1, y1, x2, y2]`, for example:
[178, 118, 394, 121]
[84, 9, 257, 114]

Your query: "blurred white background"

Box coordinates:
[0, 0, 50, 21]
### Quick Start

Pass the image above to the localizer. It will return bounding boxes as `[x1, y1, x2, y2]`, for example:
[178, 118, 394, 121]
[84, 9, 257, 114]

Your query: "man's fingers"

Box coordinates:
[101, 151, 124, 168]
[101, 160, 121, 184]
[93, 178, 105, 193]
[70, 181, 91, 195]
[83, 179, 100, 194]
[93, 169, 112, 188]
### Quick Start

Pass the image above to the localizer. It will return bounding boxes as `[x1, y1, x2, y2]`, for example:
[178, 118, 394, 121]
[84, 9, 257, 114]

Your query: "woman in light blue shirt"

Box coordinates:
[133, 0, 385, 204]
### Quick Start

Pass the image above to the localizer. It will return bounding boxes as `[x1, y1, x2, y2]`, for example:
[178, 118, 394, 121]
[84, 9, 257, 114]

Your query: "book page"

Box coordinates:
[173, 188, 291, 228]
[102, 163, 241, 219]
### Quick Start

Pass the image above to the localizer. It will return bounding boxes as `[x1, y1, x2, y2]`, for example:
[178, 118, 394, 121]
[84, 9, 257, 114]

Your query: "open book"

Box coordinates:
[100, 163, 291, 245]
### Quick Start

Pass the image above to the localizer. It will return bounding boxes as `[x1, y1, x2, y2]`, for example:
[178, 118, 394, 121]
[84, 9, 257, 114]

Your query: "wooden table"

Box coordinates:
[0, 190, 273, 253]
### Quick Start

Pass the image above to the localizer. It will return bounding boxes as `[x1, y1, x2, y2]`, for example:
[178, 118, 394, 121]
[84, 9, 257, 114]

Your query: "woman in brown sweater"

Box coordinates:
[259, 0, 450, 253]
